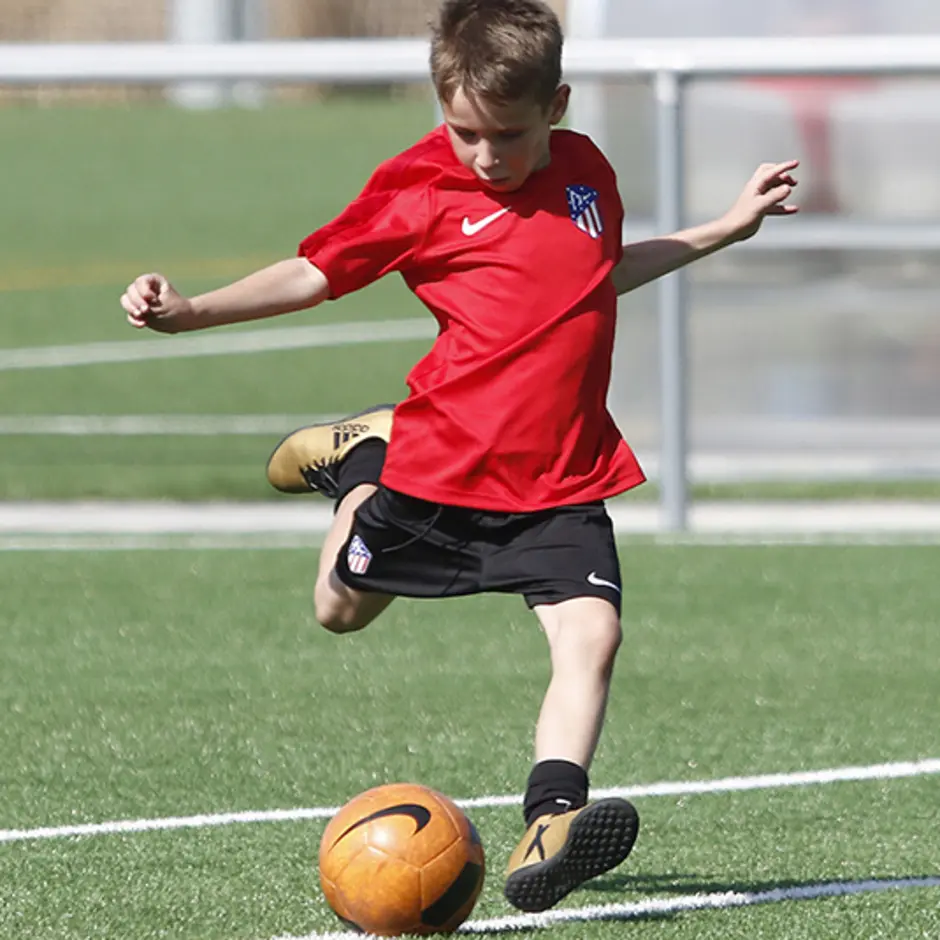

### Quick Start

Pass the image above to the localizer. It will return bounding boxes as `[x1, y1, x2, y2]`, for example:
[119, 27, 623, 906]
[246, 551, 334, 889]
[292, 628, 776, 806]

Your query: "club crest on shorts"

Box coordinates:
[347, 535, 373, 575]
[566, 184, 604, 239]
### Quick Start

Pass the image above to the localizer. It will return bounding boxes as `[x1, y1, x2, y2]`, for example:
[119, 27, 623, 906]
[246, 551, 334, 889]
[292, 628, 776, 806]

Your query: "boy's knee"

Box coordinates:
[592, 617, 623, 665]
[314, 580, 357, 634]
[542, 599, 623, 668]
[607, 617, 624, 649]
[565, 617, 621, 682]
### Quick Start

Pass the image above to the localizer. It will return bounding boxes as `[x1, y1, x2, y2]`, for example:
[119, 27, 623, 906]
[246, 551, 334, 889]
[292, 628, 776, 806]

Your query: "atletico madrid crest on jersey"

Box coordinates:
[346, 535, 373, 575]
[566, 185, 604, 239]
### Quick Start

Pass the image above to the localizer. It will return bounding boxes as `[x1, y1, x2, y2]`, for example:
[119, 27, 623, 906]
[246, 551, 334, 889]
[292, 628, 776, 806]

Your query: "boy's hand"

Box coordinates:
[121, 273, 195, 333]
[722, 160, 800, 244]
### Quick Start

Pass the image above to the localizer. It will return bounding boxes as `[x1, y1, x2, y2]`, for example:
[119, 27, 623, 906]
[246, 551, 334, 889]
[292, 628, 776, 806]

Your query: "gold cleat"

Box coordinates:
[504, 798, 639, 912]
[266, 404, 395, 496]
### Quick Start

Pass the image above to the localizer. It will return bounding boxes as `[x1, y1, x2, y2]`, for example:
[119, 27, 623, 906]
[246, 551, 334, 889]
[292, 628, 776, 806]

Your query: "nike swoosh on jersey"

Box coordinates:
[461, 206, 510, 236]
[331, 803, 432, 847]
[587, 571, 621, 594]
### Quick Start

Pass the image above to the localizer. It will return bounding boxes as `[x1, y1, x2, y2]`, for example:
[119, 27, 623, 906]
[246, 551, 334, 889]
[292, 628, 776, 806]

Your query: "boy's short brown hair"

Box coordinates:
[430, 0, 563, 110]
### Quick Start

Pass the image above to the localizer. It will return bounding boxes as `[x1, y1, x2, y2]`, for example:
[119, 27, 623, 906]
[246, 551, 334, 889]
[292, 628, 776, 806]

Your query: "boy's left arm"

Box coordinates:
[612, 160, 799, 296]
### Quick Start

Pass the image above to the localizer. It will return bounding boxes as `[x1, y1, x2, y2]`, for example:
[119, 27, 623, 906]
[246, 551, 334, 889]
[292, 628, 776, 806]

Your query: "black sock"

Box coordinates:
[523, 759, 589, 828]
[335, 439, 386, 506]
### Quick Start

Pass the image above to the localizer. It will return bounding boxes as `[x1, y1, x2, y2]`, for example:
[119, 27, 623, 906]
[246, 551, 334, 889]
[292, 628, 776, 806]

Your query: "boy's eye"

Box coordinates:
[452, 128, 524, 144]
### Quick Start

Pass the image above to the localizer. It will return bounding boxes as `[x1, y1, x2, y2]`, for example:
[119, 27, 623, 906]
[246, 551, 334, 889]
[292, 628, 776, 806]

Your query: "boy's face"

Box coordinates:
[441, 85, 570, 193]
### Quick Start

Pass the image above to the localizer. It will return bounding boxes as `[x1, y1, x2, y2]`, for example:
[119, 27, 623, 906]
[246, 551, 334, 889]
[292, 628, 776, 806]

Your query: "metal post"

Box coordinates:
[565, 0, 608, 152]
[230, 0, 266, 108]
[168, 0, 232, 109]
[654, 70, 689, 531]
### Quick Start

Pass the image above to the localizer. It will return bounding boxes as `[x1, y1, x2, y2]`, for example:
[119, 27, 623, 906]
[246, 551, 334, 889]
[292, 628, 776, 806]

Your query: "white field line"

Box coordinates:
[2, 758, 938, 846]
[4, 501, 940, 537]
[0, 533, 331, 552]
[282, 877, 940, 939]
[0, 319, 434, 371]
[0, 414, 329, 435]
[8, 531, 940, 553]
[3, 413, 940, 446]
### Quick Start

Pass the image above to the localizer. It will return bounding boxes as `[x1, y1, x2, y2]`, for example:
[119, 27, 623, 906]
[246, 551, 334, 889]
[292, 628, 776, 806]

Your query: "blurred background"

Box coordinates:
[1, 0, 939, 503]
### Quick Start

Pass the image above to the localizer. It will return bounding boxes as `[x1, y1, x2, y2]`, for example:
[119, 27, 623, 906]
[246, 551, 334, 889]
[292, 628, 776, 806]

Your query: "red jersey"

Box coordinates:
[299, 126, 645, 512]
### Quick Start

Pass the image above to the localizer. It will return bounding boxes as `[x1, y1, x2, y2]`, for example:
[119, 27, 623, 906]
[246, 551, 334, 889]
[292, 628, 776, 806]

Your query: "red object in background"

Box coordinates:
[748, 76, 874, 213]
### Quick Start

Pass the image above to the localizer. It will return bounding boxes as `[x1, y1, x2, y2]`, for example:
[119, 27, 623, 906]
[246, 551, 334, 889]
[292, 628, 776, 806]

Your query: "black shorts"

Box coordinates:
[335, 485, 622, 613]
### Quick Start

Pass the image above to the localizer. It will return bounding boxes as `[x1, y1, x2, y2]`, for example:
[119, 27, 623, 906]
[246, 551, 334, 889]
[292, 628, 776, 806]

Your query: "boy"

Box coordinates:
[121, 0, 798, 914]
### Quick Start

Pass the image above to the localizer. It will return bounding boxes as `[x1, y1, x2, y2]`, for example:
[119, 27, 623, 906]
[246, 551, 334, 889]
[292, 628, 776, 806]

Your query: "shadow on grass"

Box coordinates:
[586, 870, 807, 895]
[466, 872, 940, 933]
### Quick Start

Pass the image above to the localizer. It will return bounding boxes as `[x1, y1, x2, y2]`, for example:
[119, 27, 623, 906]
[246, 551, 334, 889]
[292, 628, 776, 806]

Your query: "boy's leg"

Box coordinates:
[504, 596, 639, 913]
[532, 596, 621, 769]
[314, 483, 395, 633]
[267, 406, 396, 633]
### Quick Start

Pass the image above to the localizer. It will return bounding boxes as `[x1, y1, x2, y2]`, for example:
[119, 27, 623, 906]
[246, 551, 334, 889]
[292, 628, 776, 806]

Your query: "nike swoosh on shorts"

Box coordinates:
[586, 571, 621, 593]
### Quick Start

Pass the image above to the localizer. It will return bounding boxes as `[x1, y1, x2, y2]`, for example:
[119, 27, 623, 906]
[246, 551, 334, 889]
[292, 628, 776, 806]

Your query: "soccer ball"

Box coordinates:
[319, 782, 486, 936]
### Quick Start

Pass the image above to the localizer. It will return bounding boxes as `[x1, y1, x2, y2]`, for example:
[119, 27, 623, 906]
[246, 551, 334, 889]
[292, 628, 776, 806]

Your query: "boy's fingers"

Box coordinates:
[760, 159, 799, 178]
[122, 272, 172, 327]
[753, 161, 799, 190]
[759, 184, 792, 208]
[123, 281, 165, 317]
[136, 273, 166, 303]
[768, 172, 798, 189]
[124, 285, 151, 314]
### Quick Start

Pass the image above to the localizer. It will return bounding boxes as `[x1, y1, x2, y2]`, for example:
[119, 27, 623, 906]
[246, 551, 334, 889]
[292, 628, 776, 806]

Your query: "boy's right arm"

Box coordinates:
[121, 257, 330, 333]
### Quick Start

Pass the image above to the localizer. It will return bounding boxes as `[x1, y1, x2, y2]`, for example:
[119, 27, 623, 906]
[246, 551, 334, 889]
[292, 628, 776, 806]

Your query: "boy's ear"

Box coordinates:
[548, 84, 571, 125]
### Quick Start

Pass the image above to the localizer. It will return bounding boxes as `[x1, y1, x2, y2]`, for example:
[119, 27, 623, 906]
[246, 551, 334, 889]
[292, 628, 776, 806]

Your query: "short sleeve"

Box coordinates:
[299, 161, 427, 299]
[597, 149, 625, 265]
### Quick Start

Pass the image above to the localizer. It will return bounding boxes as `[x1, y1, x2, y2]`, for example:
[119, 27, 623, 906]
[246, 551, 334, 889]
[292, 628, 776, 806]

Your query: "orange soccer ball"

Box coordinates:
[318, 782, 485, 936]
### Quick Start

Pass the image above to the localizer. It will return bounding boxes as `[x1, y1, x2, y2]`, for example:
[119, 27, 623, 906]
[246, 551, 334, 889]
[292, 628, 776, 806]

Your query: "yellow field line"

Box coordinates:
[0, 255, 280, 294]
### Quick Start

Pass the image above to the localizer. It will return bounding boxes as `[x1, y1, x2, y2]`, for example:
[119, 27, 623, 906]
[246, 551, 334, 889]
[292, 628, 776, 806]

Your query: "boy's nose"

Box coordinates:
[475, 140, 500, 170]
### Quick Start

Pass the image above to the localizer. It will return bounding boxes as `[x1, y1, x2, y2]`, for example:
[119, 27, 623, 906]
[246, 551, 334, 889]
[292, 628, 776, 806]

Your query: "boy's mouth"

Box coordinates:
[479, 175, 515, 189]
